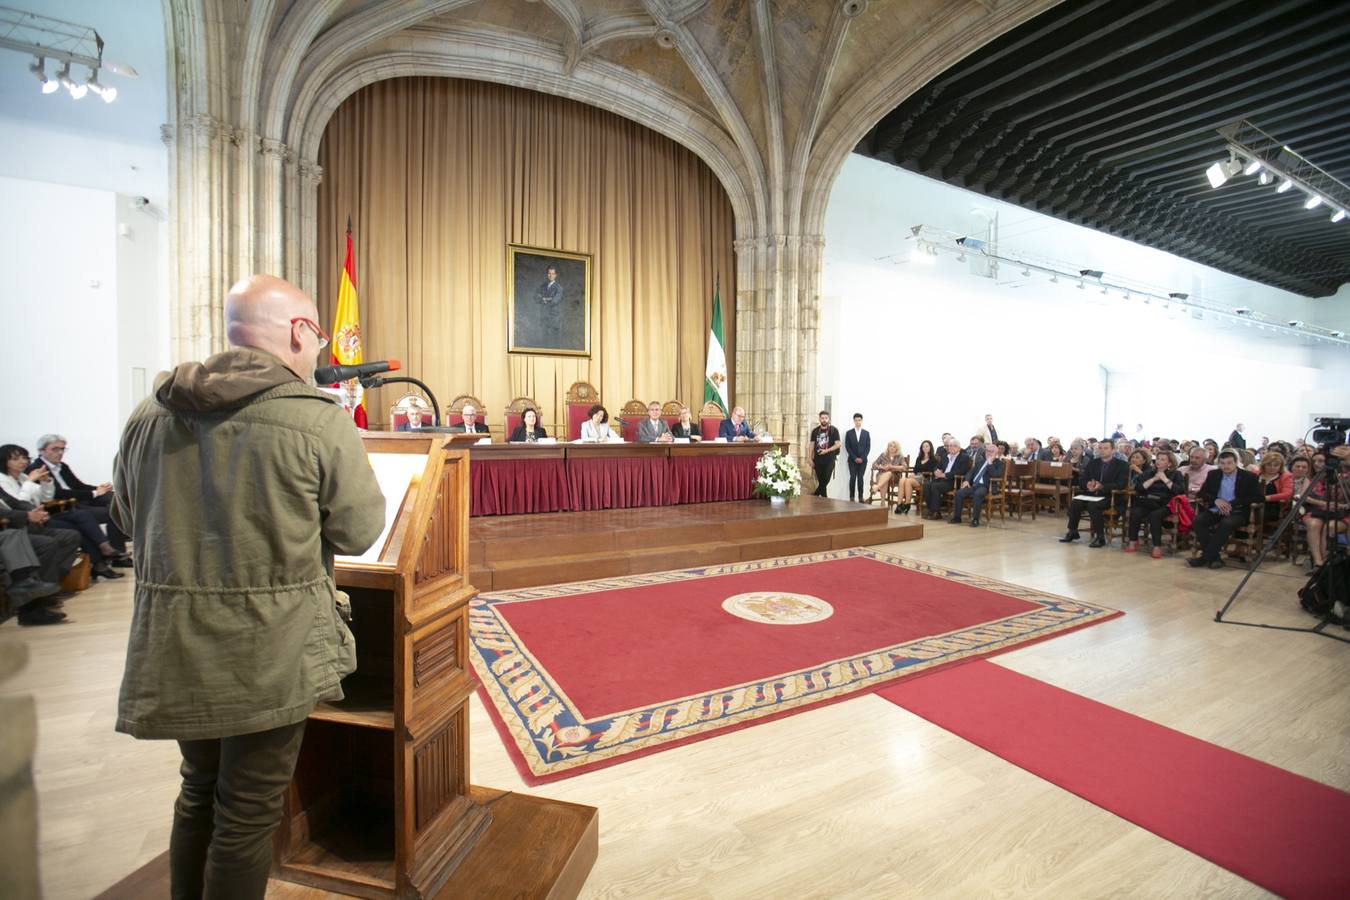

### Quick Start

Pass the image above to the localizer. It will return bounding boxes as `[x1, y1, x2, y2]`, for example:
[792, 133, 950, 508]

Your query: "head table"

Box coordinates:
[443, 440, 789, 516]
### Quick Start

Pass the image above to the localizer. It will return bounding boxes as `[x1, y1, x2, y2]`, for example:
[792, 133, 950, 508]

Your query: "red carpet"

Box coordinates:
[878, 660, 1350, 899]
[470, 548, 1120, 782]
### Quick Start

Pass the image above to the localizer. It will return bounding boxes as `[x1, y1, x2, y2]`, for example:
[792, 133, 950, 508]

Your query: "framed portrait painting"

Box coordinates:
[507, 244, 592, 356]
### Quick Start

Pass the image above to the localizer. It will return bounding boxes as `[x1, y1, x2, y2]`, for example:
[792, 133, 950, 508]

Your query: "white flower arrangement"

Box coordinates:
[752, 447, 802, 499]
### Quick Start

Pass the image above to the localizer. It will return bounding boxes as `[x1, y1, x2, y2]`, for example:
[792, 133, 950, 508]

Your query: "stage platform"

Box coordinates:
[469, 497, 923, 590]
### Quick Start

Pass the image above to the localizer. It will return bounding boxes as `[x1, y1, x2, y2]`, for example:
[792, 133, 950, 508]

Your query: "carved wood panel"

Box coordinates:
[413, 718, 461, 831]
[415, 462, 458, 584]
[412, 625, 459, 687]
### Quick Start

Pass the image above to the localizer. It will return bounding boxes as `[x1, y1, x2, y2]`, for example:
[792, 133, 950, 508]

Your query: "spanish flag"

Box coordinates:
[330, 218, 367, 428]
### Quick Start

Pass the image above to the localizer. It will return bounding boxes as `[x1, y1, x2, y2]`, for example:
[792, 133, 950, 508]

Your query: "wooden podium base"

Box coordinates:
[95, 787, 598, 899]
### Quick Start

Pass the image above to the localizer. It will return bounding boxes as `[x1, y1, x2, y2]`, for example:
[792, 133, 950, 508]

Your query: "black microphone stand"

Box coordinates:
[359, 375, 442, 428]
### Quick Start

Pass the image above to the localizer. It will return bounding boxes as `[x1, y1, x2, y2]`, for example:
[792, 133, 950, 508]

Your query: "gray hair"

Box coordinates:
[36, 433, 66, 450]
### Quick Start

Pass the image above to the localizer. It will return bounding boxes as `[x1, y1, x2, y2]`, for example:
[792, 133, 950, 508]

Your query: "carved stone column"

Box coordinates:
[256, 138, 292, 275]
[296, 160, 324, 299]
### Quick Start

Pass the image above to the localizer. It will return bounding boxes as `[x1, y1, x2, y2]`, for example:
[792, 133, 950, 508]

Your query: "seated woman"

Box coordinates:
[1, 443, 126, 579]
[1203, 439, 1219, 464]
[508, 407, 548, 443]
[579, 404, 614, 442]
[1300, 470, 1348, 568]
[912, 440, 938, 480]
[1125, 448, 1184, 558]
[1257, 451, 1292, 527]
[1047, 443, 1067, 463]
[870, 441, 910, 514]
[671, 407, 700, 440]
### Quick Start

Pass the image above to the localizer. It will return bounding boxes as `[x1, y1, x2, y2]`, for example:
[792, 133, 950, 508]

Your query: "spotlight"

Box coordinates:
[955, 236, 986, 251]
[85, 69, 117, 103]
[1168, 292, 1189, 300]
[1304, 194, 1323, 210]
[1333, 209, 1347, 223]
[1079, 269, 1104, 279]
[57, 61, 87, 99]
[29, 57, 59, 94]
[1258, 171, 1272, 186]
[1243, 159, 1261, 176]
[1275, 179, 1294, 193]
[1206, 157, 1242, 188]
[1234, 307, 1251, 315]
[1332, 331, 1346, 338]
[1049, 274, 1058, 284]
[1288, 320, 1305, 327]
[1021, 267, 1030, 278]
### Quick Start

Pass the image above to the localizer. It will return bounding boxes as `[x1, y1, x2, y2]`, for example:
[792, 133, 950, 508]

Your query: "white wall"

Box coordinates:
[818, 155, 1350, 495]
[0, 177, 163, 481]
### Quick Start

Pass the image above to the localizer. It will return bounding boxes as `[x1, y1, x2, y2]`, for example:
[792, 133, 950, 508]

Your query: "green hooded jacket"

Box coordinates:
[112, 347, 386, 740]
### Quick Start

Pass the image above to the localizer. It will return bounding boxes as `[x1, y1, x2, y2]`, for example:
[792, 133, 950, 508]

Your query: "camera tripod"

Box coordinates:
[1215, 462, 1349, 644]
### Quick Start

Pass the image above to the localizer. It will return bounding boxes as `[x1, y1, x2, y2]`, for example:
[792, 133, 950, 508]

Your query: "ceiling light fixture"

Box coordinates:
[56, 61, 86, 99]
[1304, 194, 1323, 210]
[1243, 159, 1262, 176]
[1258, 171, 1272, 186]
[85, 68, 116, 103]
[28, 56, 59, 93]
[1275, 179, 1294, 193]
[1332, 209, 1347, 223]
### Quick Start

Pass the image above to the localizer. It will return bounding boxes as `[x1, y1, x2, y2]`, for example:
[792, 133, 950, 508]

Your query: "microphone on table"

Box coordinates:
[315, 359, 401, 384]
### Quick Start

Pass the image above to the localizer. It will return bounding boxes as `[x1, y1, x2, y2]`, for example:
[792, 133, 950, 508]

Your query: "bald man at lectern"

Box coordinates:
[112, 274, 387, 899]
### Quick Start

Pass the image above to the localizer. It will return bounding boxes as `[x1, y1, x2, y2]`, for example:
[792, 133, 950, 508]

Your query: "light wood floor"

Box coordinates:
[4, 511, 1348, 899]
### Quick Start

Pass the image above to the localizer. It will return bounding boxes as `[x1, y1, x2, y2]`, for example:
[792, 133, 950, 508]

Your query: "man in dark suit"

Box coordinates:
[0, 502, 79, 625]
[447, 403, 483, 434]
[809, 411, 841, 498]
[1061, 440, 1128, 547]
[843, 413, 870, 502]
[719, 406, 754, 441]
[33, 434, 130, 562]
[951, 444, 1004, 526]
[923, 438, 971, 519]
[1188, 450, 1262, 569]
[1228, 423, 1246, 449]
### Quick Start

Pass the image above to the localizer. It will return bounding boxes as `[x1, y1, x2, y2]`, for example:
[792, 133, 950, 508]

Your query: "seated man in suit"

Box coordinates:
[1061, 439, 1128, 547]
[637, 401, 674, 443]
[922, 438, 971, 519]
[950, 443, 1004, 527]
[1188, 449, 1263, 569]
[1, 494, 81, 625]
[448, 403, 484, 435]
[719, 406, 754, 442]
[33, 434, 131, 564]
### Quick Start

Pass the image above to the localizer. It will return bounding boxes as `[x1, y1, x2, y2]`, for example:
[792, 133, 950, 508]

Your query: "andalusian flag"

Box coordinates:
[330, 218, 368, 428]
[703, 275, 729, 415]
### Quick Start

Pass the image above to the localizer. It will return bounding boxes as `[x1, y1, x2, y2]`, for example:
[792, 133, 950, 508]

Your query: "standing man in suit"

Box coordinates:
[448, 403, 482, 434]
[637, 401, 674, 443]
[1228, 423, 1246, 449]
[809, 411, 842, 498]
[1188, 450, 1262, 569]
[33, 434, 131, 564]
[923, 438, 972, 519]
[719, 406, 754, 442]
[535, 265, 563, 346]
[844, 413, 871, 502]
[1061, 440, 1128, 547]
[951, 443, 1004, 526]
[979, 414, 999, 445]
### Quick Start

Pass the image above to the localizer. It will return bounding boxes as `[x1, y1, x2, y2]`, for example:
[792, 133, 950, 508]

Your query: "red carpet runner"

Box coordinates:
[878, 660, 1350, 899]
[470, 548, 1120, 783]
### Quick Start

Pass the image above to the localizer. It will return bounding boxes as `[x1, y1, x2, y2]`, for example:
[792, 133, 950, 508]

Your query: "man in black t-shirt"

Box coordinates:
[809, 411, 841, 498]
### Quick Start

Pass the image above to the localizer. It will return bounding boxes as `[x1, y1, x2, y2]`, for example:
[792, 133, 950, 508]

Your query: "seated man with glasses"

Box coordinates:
[31, 434, 131, 566]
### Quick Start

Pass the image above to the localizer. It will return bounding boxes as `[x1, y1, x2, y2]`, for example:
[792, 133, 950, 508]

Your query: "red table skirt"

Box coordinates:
[669, 453, 759, 504]
[471, 458, 569, 516]
[568, 457, 670, 511]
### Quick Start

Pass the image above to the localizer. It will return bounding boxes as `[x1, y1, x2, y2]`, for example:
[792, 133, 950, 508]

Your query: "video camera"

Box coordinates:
[1312, 417, 1349, 469]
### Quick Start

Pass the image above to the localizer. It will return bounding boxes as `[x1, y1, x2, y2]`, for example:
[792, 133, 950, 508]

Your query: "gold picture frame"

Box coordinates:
[506, 243, 592, 357]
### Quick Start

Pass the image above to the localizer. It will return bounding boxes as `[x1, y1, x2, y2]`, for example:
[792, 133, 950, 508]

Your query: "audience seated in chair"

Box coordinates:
[1, 510, 81, 625]
[2, 444, 125, 580]
[1177, 446, 1216, 498]
[1187, 450, 1263, 570]
[34, 434, 130, 561]
[1061, 440, 1128, 548]
[508, 407, 548, 443]
[871, 441, 912, 514]
[922, 438, 971, 519]
[1299, 463, 1348, 569]
[950, 444, 1004, 527]
[447, 402, 486, 435]
[671, 406, 699, 440]
[1125, 448, 1185, 559]
[579, 404, 616, 442]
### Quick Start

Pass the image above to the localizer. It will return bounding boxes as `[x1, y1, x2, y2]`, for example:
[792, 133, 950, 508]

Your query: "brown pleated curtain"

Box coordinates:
[316, 77, 736, 432]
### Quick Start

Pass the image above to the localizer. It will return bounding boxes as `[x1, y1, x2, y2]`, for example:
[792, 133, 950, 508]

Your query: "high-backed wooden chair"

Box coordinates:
[504, 396, 542, 437]
[867, 455, 910, 508]
[660, 400, 684, 431]
[565, 381, 600, 440]
[983, 464, 1011, 526]
[1033, 460, 1074, 514]
[1101, 489, 1130, 546]
[1004, 460, 1038, 520]
[445, 393, 487, 431]
[699, 401, 725, 441]
[618, 399, 648, 442]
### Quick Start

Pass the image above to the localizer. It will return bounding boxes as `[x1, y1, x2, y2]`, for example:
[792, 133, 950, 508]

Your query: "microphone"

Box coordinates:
[315, 359, 401, 384]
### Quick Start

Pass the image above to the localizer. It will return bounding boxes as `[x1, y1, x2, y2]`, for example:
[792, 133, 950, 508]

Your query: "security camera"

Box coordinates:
[132, 196, 150, 208]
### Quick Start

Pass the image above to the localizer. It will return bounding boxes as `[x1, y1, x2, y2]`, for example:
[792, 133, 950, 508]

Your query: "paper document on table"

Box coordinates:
[1071, 494, 1106, 502]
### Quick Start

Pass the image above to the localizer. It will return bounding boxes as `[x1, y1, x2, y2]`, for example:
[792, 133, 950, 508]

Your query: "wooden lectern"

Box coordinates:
[271, 434, 597, 899]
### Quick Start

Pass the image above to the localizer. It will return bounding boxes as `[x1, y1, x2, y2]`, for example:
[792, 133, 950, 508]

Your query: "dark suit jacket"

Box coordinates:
[719, 419, 754, 440]
[28, 460, 100, 503]
[964, 457, 1004, 492]
[1197, 468, 1262, 514]
[447, 421, 484, 434]
[1228, 430, 1246, 449]
[671, 422, 699, 439]
[1080, 457, 1129, 508]
[508, 425, 549, 442]
[844, 428, 870, 467]
[935, 449, 973, 480]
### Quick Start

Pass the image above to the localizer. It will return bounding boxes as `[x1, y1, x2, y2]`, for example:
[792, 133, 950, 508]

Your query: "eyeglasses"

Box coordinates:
[291, 317, 330, 349]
